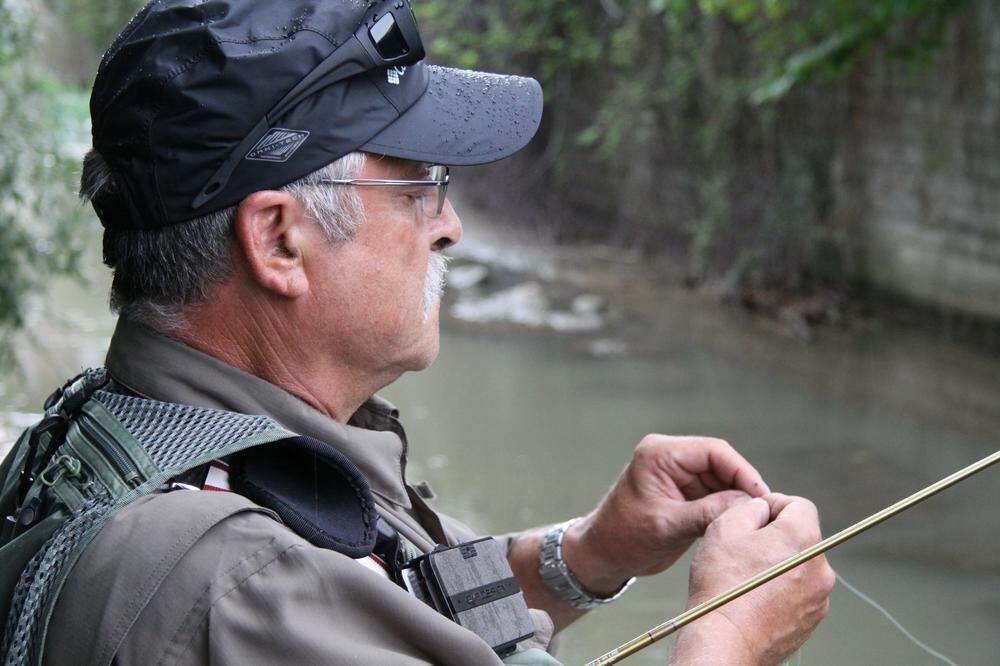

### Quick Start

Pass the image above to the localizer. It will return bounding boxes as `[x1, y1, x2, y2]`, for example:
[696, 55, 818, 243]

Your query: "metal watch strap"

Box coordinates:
[538, 518, 636, 610]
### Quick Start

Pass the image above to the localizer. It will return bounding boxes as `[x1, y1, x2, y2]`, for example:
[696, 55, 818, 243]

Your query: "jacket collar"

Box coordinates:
[104, 318, 412, 509]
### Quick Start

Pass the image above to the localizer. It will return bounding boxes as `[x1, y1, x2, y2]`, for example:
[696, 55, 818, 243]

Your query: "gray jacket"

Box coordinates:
[43, 320, 555, 665]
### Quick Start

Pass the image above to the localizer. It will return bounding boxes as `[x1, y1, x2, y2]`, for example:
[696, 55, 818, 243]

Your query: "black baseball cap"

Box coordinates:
[88, 0, 544, 229]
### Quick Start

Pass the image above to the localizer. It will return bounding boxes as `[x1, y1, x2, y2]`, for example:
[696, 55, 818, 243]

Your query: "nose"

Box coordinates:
[431, 198, 462, 251]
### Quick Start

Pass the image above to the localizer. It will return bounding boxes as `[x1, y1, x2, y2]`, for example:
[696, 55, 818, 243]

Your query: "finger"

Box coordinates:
[762, 492, 795, 518]
[674, 437, 771, 497]
[678, 475, 712, 500]
[673, 490, 753, 536]
[706, 440, 771, 496]
[768, 496, 822, 544]
[698, 471, 728, 494]
[633, 435, 714, 499]
[709, 496, 771, 537]
[770, 495, 818, 523]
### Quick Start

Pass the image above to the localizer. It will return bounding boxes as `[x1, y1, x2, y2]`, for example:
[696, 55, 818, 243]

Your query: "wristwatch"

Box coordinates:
[538, 518, 636, 610]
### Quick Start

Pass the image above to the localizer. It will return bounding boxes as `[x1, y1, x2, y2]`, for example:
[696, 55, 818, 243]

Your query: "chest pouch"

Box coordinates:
[228, 437, 534, 655]
[401, 537, 534, 657]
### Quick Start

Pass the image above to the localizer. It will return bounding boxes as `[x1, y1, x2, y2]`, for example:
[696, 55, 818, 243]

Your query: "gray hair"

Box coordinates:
[81, 151, 366, 332]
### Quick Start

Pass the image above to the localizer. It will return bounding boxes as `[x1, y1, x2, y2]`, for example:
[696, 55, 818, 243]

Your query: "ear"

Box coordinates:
[232, 191, 311, 298]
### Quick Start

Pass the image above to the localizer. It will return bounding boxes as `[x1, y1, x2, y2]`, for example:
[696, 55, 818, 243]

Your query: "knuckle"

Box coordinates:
[786, 498, 823, 541]
[819, 563, 837, 594]
[795, 497, 819, 530]
[790, 495, 819, 515]
[800, 497, 819, 514]
[804, 557, 836, 596]
[636, 433, 660, 449]
[817, 597, 831, 621]
[705, 436, 732, 450]
[691, 436, 731, 453]
[634, 434, 667, 457]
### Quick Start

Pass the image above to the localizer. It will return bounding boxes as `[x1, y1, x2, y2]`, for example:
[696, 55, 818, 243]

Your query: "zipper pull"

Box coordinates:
[17, 414, 67, 505]
[40, 455, 83, 488]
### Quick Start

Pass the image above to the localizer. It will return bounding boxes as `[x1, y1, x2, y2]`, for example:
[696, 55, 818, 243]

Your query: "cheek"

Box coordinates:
[357, 253, 429, 332]
[336, 218, 431, 324]
[386, 240, 431, 304]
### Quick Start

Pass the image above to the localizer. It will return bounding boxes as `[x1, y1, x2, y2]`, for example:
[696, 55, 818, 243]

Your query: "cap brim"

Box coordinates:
[360, 65, 543, 166]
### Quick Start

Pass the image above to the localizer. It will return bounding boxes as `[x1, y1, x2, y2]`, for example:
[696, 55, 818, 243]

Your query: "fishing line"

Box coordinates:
[586, 449, 999, 665]
[834, 569, 958, 666]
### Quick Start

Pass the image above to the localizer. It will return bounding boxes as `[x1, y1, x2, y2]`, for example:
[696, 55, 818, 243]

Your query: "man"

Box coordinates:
[39, 0, 834, 663]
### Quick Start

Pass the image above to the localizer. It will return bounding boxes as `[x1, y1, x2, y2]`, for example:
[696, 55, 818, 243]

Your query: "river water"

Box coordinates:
[1, 217, 998, 665]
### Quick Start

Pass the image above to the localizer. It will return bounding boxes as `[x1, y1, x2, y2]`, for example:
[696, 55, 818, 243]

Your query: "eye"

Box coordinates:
[400, 190, 426, 211]
[400, 188, 434, 216]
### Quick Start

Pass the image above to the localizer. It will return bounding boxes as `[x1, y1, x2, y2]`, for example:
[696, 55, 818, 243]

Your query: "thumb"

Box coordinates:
[677, 490, 754, 536]
[707, 496, 772, 540]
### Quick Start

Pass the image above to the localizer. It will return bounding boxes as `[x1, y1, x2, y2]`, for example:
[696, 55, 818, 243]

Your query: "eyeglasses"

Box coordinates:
[319, 164, 449, 217]
[193, 0, 425, 210]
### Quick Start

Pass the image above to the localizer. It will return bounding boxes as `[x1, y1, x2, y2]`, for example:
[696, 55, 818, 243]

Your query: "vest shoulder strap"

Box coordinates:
[0, 369, 297, 666]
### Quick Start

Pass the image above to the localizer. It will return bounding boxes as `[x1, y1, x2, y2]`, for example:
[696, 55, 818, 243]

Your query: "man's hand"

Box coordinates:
[562, 435, 771, 595]
[508, 434, 828, 642]
[670, 494, 836, 666]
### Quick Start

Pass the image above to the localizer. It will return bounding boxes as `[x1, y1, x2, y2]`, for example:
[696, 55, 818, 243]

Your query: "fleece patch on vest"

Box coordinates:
[228, 436, 378, 559]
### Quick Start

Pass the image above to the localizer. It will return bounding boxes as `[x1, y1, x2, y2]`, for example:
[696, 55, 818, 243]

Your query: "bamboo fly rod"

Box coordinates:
[586, 449, 1000, 666]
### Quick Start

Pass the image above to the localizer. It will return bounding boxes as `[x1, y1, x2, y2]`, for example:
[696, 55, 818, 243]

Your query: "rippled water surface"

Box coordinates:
[385, 316, 1000, 666]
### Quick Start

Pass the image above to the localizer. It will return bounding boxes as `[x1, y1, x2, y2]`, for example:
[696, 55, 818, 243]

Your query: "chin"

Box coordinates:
[397, 297, 442, 372]
[415, 346, 440, 371]
[416, 321, 442, 369]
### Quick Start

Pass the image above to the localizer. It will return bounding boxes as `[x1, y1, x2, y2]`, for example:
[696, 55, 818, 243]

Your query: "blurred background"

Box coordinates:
[1, 0, 998, 664]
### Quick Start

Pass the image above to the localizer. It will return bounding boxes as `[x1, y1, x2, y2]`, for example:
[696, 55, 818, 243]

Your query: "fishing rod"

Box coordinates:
[586, 449, 1000, 666]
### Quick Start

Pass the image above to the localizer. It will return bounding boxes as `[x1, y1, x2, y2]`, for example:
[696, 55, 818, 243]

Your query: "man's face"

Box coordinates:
[305, 156, 462, 380]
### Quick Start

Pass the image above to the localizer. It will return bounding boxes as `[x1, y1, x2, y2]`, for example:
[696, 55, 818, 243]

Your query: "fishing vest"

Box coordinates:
[0, 368, 535, 665]
[0, 368, 378, 666]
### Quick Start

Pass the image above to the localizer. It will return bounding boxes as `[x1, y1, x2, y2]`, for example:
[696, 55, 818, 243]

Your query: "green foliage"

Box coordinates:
[704, 0, 974, 104]
[0, 0, 95, 363]
[0, 0, 977, 358]
[420, 0, 688, 159]
[416, 0, 973, 293]
[45, 0, 146, 52]
[419, 0, 968, 157]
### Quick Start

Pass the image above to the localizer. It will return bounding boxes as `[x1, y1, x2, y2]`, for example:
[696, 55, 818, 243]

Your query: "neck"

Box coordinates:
[173, 291, 394, 424]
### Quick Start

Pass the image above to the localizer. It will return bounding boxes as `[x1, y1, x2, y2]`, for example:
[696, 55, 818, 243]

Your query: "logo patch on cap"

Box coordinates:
[387, 66, 407, 85]
[245, 128, 311, 162]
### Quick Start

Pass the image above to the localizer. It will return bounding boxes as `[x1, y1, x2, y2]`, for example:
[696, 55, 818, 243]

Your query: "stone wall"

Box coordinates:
[833, 0, 1000, 320]
[468, 0, 1000, 324]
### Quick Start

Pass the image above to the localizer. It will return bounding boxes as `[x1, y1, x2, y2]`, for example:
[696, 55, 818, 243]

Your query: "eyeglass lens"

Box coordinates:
[430, 166, 448, 216]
